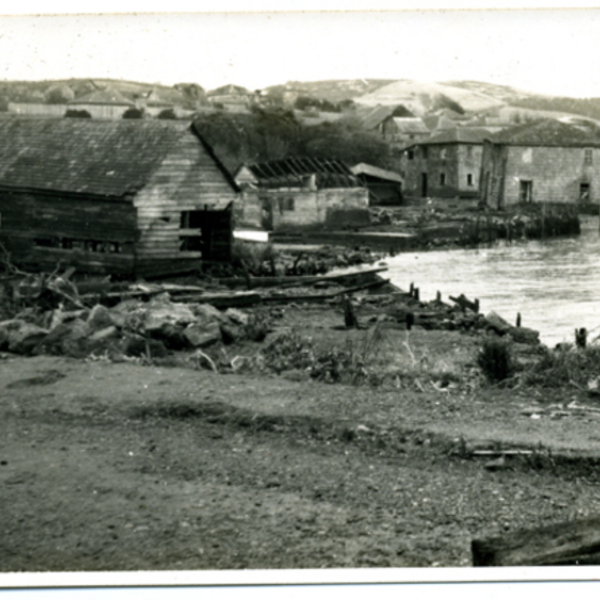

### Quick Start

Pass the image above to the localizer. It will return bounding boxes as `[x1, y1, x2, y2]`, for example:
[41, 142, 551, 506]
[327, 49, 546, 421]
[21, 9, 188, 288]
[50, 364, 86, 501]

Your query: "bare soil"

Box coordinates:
[2, 304, 600, 571]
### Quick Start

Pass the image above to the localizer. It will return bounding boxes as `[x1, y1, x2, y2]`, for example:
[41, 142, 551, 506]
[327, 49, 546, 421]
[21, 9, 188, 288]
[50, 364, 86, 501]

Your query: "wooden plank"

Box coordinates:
[472, 517, 600, 566]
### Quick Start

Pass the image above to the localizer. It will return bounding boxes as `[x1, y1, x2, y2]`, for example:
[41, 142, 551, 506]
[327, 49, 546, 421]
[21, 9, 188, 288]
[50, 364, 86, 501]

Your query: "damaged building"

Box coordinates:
[234, 157, 370, 231]
[0, 118, 238, 277]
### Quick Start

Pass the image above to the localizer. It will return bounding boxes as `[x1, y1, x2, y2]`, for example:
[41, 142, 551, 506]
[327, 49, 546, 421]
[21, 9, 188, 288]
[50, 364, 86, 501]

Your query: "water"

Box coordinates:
[385, 217, 600, 347]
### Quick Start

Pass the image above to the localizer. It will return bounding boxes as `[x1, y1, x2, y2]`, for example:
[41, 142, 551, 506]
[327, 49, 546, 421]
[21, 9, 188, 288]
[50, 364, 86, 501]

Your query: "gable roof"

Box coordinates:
[420, 127, 489, 145]
[69, 87, 134, 106]
[241, 157, 359, 188]
[351, 163, 403, 183]
[488, 118, 600, 147]
[355, 104, 398, 130]
[0, 118, 197, 197]
[391, 117, 429, 134]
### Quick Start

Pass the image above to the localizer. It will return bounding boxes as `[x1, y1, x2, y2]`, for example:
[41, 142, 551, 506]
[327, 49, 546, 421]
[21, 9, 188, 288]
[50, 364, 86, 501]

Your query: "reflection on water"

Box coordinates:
[386, 217, 600, 347]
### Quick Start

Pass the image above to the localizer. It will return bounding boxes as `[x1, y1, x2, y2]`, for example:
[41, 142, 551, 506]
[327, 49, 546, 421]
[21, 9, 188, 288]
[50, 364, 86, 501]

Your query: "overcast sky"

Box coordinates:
[2, 3, 600, 97]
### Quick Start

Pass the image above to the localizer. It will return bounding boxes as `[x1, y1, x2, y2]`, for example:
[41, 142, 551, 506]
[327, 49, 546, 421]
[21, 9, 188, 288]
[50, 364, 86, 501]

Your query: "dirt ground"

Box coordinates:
[3, 304, 600, 572]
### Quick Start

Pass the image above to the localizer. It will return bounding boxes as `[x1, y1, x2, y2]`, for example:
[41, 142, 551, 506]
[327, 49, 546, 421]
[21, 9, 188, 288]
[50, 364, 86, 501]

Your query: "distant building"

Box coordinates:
[399, 128, 489, 199]
[480, 119, 600, 210]
[207, 84, 254, 110]
[234, 157, 370, 231]
[66, 87, 135, 119]
[380, 116, 430, 146]
[350, 163, 403, 206]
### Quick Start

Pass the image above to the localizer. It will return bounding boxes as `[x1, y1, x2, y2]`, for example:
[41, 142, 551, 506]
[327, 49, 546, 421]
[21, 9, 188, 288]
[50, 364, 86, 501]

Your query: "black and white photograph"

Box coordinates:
[3, 2, 600, 593]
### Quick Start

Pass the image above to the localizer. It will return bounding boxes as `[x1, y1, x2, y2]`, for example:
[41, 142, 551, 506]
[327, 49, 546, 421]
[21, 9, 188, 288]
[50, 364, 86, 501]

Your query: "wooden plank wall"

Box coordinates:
[133, 129, 237, 262]
[0, 190, 137, 274]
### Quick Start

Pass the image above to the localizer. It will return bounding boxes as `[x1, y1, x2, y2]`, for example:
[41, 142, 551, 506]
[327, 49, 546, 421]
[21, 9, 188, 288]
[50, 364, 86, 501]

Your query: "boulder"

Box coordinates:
[87, 304, 115, 331]
[224, 308, 249, 326]
[485, 311, 511, 335]
[193, 303, 226, 324]
[220, 322, 243, 344]
[509, 326, 540, 345]
[0, 319, 49, 354]
[183, 322, 222, 348]
[144, 302, 196, 333]
[148, 322, 188, 350]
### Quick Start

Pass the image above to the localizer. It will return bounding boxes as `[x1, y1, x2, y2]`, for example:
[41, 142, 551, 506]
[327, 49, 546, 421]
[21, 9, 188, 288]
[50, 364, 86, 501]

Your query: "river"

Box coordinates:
[386, 216, 600, 347]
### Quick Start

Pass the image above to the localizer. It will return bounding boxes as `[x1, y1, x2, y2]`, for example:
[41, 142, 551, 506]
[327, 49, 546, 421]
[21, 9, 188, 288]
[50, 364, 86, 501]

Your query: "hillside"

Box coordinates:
[263, 79, 395, 103]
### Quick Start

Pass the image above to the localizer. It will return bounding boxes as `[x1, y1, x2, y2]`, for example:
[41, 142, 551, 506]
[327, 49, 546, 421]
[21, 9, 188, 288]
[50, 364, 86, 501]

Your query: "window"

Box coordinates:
[467, 173, 473, 186]
[584, 148, 593, 166]
[440, 148, 447, 159]
[440, 173, 446, 185]
[278, 197, 295, 212]
[407, 150, 414, 160]
[519, 180, 533, 203]
[580, 182, 591, 202]
[180, 210, 205, 229]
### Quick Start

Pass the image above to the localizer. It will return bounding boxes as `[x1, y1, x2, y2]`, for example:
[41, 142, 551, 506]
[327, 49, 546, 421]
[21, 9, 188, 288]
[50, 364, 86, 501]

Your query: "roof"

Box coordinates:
[145, 87, 186, 107]
[242, 157, 359, 188]
[355, 104, 398, 130]
[69, 87, 134, 106]
[487, 119, 600, 147]
[350, 163, 403, 183]
[207, 84, 252, 97]
[420, 128, 490, 145]
[0, 119, 197, 197]
[391, 117, 429, 134]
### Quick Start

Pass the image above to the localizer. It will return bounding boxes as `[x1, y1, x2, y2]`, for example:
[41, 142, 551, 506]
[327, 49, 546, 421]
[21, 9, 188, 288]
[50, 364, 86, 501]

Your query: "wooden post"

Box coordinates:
[575, 327, 587, 349]
[474, 299, 479, 314]
[436, 291, 441, 303]
[409, 282, 414, 296]
[343, 295, 359, 329]
[406, 312, 414, 331]
[516, 313, 521, 328]
[414, 287, 419, 301]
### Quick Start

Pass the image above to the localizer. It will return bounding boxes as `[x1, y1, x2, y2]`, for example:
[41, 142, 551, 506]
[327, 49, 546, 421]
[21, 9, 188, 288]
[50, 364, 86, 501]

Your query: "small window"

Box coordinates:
[467, 173, 473, 186]
[580, 182, 591, 202]
[584, 148, 593, 165]
[440, 173, 446, 185]
[407, 150, 414, 160]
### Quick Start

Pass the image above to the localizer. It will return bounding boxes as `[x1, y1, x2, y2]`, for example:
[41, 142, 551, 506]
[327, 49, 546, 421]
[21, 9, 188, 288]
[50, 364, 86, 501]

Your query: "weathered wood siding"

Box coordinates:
[481, 143, 600, 209]
[0, 190, 137, 273]
[133, 129, 237, 261]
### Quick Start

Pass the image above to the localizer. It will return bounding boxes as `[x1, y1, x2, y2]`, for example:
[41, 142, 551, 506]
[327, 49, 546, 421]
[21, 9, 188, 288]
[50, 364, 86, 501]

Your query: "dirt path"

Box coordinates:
[3, 351, 600, 571]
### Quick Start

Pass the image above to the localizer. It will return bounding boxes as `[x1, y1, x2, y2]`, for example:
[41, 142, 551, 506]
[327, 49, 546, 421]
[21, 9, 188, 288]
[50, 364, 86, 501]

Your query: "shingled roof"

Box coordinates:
[0, 119, 195, 197]
[244, 157, 359, 189]
[488, 119, 600, 147]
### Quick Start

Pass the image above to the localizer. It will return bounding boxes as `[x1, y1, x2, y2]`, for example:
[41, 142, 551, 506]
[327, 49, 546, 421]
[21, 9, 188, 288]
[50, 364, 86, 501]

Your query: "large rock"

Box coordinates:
[143, 302, 196, 333]
[193, 303, 226, 324]
[0, 319, 49, 354]
[485, 311, 512, 335]
[224, 308, 249, 326]
[509, 326, 540, 345]
[183, 322, 222, 348]
[87, 304, 115, 331]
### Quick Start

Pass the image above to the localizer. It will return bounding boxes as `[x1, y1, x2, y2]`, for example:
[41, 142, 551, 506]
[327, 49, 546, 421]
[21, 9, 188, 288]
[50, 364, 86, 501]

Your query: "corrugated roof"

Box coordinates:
[69, 87, 134, 106]
[351, 163, 403, 183]
[0, 118, 191, 197]
[244, 157, 359, 188]
[391, 117, 429, 134]
[488, 118, 600, 147]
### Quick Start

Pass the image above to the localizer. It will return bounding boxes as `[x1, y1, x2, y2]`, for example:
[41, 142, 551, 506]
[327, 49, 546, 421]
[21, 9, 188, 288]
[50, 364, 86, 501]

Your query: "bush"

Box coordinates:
[477, 337, 514, 383]
[524, 345, 600, 388]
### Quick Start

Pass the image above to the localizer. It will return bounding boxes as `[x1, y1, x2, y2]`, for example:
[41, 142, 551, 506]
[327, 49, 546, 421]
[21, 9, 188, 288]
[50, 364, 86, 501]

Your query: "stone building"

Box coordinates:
[234, 158, 370, 231]
[480, 119, 600, 210]
[399, 128, 488, 199]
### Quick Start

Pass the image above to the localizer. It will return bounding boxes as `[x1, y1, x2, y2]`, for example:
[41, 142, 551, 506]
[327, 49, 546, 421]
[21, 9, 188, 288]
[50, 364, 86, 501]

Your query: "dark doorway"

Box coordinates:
[421, 173, 428, 198]
[519, 180, 533, 203]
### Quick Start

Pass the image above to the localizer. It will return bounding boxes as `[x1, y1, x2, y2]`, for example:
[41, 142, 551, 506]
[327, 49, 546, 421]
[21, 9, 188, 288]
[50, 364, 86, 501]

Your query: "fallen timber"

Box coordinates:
[216, 266, 389, 289]
[472, 516, 600, 566]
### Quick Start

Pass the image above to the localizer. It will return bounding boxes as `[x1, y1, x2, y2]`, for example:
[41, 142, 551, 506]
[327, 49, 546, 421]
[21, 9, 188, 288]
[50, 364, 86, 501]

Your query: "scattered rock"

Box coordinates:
[87, 305, 115, 331]
[183, 322, 222, 348]
[0, 320, 49, 354]
[224, 308, 249, 326]
[485, 312, 511, 335]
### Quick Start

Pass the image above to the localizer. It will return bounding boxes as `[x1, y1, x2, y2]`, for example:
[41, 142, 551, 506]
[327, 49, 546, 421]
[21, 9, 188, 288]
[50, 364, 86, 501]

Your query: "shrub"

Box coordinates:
[477, 336, 515, 383]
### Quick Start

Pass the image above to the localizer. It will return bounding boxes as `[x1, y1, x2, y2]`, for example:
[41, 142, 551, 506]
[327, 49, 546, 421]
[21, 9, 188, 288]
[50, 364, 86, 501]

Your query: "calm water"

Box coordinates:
[386, 217, 600, 347]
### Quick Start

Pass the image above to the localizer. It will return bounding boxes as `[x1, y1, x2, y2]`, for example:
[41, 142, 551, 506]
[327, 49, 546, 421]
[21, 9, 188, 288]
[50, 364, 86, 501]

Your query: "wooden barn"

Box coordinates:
[0, 118, 239, 277]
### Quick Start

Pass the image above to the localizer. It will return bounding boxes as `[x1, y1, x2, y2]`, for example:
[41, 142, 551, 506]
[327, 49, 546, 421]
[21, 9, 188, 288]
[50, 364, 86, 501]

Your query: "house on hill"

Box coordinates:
[0, 119, 239, 276]
[380, 116, 430, 146]
[400, 128, 489, 199]
[480, 119, 600, 210]
[234, 157, 370, 231]
[350, 163, 403, 206]
[207, 84, 254, 110]
[66, 88, 136, 119]
[354, 104, 415, 137]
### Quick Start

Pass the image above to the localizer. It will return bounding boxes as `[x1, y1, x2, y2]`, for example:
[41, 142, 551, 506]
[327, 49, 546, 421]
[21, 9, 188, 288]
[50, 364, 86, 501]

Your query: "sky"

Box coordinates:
[2, 4, 600, 98]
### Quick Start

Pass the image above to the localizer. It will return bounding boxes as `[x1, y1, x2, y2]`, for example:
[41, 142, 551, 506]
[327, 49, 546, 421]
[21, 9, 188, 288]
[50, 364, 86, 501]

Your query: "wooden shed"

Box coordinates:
[0, 118, 239, 277]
